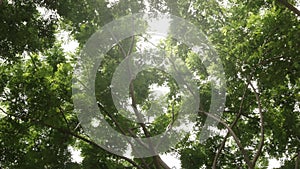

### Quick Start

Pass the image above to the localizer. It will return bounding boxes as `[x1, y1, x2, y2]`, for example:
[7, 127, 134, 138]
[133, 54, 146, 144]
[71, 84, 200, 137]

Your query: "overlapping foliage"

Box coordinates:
[0, 0, 299, 168]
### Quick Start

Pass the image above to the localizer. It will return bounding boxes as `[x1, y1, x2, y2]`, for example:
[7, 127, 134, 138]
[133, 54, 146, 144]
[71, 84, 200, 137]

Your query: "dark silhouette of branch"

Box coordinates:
[277, 0, 300, 16]
[249, 80, 265, 167]
[29, 54, 38, 71]
[295, 151, 300, 169]
[58, 106, 70, 130]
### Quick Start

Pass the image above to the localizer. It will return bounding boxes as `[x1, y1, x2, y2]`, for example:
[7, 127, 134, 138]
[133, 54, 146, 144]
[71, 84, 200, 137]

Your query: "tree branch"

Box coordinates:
[58, 106, 70, 130]
[249, 80, 265, 167]
[97, 102, 152, 169]
[212, 83, 249, 168]
[277, 0, 300, 16]
[129, 81, 170, 169]
[42, 121, 144, 169]
[199, 110, 253, 168]
[108, 30, 170, 169]
[126, 37, 170, 169]
[295, 151, 300, 169]
[0, 107, 144, 169]
[108, 29, 128, 58]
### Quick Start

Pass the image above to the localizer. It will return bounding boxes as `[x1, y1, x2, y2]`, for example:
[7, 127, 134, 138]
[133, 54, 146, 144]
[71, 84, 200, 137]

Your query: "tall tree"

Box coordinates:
[0, 0, 299, 168]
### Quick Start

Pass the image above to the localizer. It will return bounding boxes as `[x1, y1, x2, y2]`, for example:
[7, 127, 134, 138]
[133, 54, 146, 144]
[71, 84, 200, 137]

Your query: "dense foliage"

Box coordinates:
[0, 0, 299, 168]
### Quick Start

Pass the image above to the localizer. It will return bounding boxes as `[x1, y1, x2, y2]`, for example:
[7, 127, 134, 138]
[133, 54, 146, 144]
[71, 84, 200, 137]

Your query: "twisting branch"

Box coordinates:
[212, 83, 249, 168]
[198, 110, 253, 168]
[248, 80, 265, 167]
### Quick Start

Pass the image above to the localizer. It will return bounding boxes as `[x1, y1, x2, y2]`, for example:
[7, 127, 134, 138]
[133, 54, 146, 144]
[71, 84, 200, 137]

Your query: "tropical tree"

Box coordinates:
[0, 0, 299, 168]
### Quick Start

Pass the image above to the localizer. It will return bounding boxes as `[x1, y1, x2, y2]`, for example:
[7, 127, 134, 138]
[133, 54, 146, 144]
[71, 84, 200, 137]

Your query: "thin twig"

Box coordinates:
[127, 16, 135, 57]
[108, 29, 128, 58]
[212, 82, 249, 168]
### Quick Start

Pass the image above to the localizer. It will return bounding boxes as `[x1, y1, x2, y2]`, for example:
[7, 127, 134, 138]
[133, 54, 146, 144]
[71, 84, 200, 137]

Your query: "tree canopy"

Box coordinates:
[0, 0, 299, 168]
